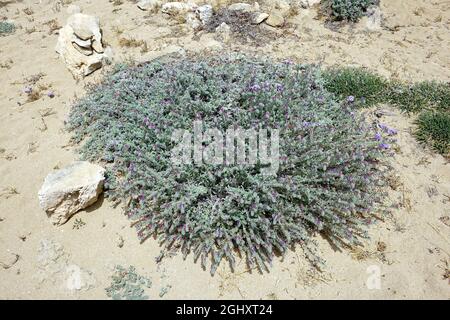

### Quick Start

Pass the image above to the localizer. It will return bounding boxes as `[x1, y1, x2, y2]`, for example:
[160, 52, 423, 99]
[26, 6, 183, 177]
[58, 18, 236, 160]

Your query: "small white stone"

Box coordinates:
[265, 11, 285, 27]
[137, 0, 161, 12]
[196, 5, 213, 25]
[0, 251, 19, 269]
[103, 46, 115, 64]
[162, 2, 197, 16]
[228, 3, 253, 12]
[186, 12, 202, 30]
[215, 22, 231, 43]
[365, 6, 382, 31]
[252, 12, 269, 24]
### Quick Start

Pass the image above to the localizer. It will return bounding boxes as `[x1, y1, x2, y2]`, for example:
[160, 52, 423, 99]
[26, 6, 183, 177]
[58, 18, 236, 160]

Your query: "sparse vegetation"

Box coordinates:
[73, 218, 86, 229]
[414, 111, 450, 156]
[25, 83, 51, 103]
[44, 19, 61, 35]
[119, 37, 149, 53]
[23, 7, 34, 16]
[323, 67, 388, 107]
[105, 265, 152, 300]
[322, 0, 378, 22]
[0, 21, 15, 36]
[0, 186, 19, 199]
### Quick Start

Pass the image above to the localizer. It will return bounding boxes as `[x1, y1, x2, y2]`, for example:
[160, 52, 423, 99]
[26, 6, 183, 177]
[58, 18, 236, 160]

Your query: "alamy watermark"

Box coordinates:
[171, 121, 280, 175]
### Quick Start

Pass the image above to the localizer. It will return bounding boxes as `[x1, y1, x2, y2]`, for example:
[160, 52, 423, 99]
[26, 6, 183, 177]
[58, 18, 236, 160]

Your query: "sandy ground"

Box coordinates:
[0, 0, 449, 299]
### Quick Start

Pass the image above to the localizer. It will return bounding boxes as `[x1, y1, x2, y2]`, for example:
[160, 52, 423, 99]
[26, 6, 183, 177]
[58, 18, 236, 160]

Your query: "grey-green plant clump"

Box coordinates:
[68, 55, 390, 275]
[323, 0, 377, 22]
[0, 21, 15, 36]
[105, 265, 152, 300]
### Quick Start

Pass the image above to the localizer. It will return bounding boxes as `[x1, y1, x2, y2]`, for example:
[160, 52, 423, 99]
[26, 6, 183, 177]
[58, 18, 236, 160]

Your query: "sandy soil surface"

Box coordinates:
[0, 0, 449, 299]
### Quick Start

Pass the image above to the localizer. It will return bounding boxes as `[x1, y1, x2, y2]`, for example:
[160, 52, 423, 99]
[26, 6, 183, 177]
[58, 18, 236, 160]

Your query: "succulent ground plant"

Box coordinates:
[68, 55, 391, 275]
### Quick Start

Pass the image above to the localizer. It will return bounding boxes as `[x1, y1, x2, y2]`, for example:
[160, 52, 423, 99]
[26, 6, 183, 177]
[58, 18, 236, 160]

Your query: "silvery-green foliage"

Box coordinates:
[0, 21, 15, 36]
[68, 55, 389, 275]
[105, 265, 152, 300]
[323, 0, 377, 22]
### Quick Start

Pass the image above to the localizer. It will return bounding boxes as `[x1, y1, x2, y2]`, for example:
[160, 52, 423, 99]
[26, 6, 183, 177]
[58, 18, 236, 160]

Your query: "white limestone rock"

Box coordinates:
[228, 2, 259, 13]
[196, 4, 213, 25]
[365, 6, 382, 31]
[162, 2, 197, 17]
[56, 14, 107, 79]
[265, 11, 285, 27]
[137, 0, 161, 12]
[215, 22, 231, 43]
[299, 0, 321, 8]
[252, 12, 269, 24]
[186, 12, 202, 30]
[38, 162, 105, 226]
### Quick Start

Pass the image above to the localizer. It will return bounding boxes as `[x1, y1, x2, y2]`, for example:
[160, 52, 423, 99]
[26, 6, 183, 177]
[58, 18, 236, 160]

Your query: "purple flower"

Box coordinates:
[374, 132, 382, 141]
[347, 95, 355, 103]
[250, 84, 261, 92]
[387, 128, 397, 136]
[24, 86, 32, 94]
[275, 83, 284, 92]
[379, 143, 390, 150]
[47, 91, 55, 98]
[379, 123, 397, 136]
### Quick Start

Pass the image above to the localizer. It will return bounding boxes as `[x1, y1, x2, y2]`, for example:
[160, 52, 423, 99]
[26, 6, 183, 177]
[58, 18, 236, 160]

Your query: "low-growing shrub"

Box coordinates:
[388, 81, 450, 113]
[68, 55, 390, 274]
[414, 111, 450, 156]
[323, 67, 389, 106]
[0, 21, 15, 36]
[323, 0, 377, 22]
[105, 265, 152, 300]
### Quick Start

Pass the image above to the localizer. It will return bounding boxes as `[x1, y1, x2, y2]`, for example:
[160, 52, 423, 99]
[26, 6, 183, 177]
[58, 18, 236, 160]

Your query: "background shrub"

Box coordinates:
[0, 21, 15, 36]
[68, 56, 389, 274]
[388, 81, 450, 113]
[415, 111, 450, 156]
[323, 67, 389, 107]
[323, 0, 377, 22]
[323, 67, 450, 156]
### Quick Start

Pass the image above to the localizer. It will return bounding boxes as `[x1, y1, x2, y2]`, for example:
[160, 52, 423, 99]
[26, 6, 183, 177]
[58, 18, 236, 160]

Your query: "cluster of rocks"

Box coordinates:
[139, 1, 214, 29]
[137, 1, 322, 31]
[55, 7, 112, 79]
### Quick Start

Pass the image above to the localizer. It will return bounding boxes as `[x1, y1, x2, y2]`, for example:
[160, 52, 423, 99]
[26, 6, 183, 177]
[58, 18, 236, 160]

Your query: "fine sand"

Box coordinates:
[0, 0, 449, 299]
